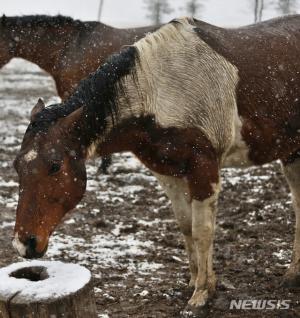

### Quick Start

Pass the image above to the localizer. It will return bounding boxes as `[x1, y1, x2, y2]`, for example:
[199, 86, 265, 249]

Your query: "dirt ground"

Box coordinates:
[1, 59, 300, 318]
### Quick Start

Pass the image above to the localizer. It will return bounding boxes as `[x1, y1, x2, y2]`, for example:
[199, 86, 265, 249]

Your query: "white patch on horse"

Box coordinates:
[86, 142, 98, 159]
[189, 185, 220, 307]
[222, 113, 252, 168]
[12, 233, 26, 257]
[115, 17, 240, 157]
[153, 173, 192, 234]
[24, 149, 38, 162]
[87, 133, 109, 159]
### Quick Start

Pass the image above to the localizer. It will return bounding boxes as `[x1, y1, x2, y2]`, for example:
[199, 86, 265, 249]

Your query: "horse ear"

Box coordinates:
[1, 15, 6, 26]
[30, 98, 45, 121]
[59, 107, 83, 132]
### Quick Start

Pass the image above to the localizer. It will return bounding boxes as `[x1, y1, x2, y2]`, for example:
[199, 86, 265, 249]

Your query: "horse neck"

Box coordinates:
[79, 72, 146, 157]
[61, 42, 153, 157]
[12, 24, 75, 75]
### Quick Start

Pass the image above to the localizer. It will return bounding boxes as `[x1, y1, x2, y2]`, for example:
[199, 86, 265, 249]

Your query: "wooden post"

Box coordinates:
[97, 0, 104, 21]
[0, 261, 97, 318]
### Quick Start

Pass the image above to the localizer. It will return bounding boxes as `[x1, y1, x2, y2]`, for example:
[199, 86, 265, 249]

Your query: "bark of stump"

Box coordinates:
[0, 263, 97, 318]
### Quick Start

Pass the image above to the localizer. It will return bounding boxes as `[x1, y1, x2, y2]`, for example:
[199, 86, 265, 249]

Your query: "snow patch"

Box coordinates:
[0, 221, 15, 229]
[0, 260, 91, 301]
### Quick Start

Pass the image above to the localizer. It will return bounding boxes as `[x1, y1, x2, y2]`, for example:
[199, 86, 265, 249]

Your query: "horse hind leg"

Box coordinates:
[98, 156, 113, 174]
[282, 158, 300, 287]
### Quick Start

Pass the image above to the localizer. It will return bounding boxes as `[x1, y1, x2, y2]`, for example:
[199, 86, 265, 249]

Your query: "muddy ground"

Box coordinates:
[0, 59, 300, 318]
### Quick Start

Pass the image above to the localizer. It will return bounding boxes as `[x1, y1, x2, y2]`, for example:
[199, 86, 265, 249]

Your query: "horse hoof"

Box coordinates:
[180, 304, 209, 318]
[98, 167, 109, 174]
[188, 278, 196, 288]
[282, 273, 300, 289]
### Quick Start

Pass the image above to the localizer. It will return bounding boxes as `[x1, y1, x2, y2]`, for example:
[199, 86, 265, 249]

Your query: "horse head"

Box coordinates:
[0, 15, 13, 66]
[13, 99, 86, 258]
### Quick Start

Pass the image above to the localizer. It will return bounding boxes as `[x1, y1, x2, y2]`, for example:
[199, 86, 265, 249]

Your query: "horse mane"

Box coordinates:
[135, 17, 194, 53]
[27, 46, 138, 140]
[27, 19, 191, 141]
[0, 14, 82, 28]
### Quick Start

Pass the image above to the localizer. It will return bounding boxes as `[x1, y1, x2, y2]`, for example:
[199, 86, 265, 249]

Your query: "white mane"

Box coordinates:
[134, 17, 195, 55]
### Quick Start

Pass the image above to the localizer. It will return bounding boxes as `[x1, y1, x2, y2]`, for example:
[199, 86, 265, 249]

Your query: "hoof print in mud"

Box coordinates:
[282, 274, 300, 289]
[180, 304, 209, 318]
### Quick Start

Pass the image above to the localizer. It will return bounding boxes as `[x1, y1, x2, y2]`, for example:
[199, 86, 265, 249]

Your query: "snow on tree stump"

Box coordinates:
[0, 260, 97, 318]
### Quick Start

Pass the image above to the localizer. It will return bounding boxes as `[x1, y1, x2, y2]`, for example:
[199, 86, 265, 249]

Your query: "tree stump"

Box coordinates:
[0, 260, 97, 318]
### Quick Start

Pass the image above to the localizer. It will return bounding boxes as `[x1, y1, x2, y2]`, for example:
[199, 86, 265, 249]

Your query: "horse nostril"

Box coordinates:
[23, 235, 47, 259]
[26, 236, 37, 251]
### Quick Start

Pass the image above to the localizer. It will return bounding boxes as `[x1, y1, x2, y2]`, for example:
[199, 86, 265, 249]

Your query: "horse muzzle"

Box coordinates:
[12, 233, 48, 259]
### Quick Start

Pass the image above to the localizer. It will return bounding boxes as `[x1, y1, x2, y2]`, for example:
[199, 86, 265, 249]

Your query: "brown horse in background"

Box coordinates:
[0, 15, 158, 99]
[0, 15, 158, 172]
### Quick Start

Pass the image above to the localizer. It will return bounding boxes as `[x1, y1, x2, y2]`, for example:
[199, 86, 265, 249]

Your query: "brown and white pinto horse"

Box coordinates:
[13, 15, 300, 314]
[0, 15, 158, 173]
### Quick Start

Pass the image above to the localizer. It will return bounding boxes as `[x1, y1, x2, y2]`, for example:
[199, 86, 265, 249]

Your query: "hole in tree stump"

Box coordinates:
[10, 266, 49, 282]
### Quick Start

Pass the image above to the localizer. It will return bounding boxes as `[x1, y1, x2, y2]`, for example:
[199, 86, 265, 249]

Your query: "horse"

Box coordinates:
[0, 14, 158, 173]
[12, 15, 300, 315]
[0, 14, 158, 98]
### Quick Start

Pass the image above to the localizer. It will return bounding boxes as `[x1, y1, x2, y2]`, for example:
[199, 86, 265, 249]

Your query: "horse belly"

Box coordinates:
[222, 144, 252, 168]
[222, 117, 252, 168]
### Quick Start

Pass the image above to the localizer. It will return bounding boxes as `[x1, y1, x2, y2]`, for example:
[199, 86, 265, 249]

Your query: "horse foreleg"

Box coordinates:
[185, 155, 220, 312]
[152, 173, 198, 287]
[282, 159, 300, 287]
[184, 235, 198, 287]
[186, 195, 218, 310]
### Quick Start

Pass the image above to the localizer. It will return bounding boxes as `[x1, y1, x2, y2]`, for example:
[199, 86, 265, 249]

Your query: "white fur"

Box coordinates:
[153, 173, 192, 234]
[189, 189, 219, 306]
[154, 172, 221, 296]
[86, 142, 98, 159]
[24, 149, 38, 162]
[282, 160, 300, 274]
[12, 233, 26, 257]
[118, 17, 240, 157]
[153, 173, 197, 285]
[222, 113, 252, 168]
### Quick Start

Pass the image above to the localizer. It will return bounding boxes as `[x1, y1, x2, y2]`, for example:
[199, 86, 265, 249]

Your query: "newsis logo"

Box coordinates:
[229, 299, 291, 310]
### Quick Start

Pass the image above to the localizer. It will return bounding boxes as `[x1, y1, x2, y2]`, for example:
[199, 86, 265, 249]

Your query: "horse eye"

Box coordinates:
[49, 162, 61, 175]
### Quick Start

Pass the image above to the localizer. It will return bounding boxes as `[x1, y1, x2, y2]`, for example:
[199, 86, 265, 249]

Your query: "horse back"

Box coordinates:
[194, 15, 300, 164]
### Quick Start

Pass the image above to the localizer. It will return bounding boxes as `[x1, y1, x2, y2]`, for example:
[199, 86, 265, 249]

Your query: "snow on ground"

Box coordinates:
[47, 229, 164, 278]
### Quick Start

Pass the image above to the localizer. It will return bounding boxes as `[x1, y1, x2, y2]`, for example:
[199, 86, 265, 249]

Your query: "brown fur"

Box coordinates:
[193, 16, 300, 164]
[98, 117, 219, 201]
[14, 119, 86, 254]
[0, 15, 158, 99]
